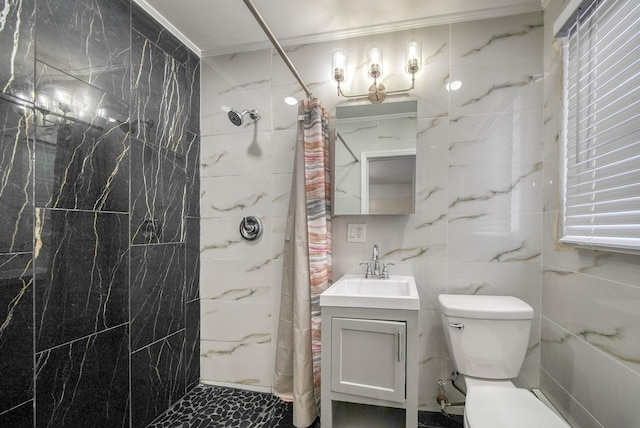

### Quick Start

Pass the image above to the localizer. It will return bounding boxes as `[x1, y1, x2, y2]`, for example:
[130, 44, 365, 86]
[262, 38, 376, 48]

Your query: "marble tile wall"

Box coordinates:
[200, 12, 544, 410]
[0, 0, 200, 426]
[540, 2, 640, 428]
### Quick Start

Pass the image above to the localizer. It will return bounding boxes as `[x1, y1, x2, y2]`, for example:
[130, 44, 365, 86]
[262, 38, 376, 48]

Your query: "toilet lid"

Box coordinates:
[466, 387, 570, 428]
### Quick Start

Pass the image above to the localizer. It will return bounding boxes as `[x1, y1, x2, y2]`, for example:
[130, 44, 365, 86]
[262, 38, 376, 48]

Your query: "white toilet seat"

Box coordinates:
[465, 386, 570, 428]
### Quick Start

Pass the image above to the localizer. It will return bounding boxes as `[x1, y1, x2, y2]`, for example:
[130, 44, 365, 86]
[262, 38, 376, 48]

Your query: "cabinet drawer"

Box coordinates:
[331, 318, 406, 402]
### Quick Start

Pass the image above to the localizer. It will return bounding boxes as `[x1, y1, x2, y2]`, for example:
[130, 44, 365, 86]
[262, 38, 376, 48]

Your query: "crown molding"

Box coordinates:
[201, 2, 542, 57]
[133, 1, 542, 59]
[133, 0, 202, 57]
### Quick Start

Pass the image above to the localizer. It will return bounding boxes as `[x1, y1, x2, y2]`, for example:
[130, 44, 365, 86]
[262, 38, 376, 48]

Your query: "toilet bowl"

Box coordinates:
[439, 294, 570, 428]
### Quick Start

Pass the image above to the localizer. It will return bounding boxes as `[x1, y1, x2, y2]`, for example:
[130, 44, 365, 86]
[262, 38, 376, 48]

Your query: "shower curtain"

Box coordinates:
[273, 98, 331, 427]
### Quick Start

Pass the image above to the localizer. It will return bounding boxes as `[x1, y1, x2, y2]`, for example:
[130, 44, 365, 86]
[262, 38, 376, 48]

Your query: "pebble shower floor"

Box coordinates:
[148, 384, 464, 427]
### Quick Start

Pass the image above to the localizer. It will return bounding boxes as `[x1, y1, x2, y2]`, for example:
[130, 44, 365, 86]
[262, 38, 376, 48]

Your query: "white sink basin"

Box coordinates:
[320, 275, 419, 310]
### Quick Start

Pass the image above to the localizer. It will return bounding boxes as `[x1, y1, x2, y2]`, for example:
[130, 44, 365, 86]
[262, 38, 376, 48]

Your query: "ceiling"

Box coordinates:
[133, 0, 543, 57]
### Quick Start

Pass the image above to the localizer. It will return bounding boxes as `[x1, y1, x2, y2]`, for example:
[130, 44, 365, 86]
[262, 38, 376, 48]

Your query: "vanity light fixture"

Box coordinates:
[332, 37, 422, 104]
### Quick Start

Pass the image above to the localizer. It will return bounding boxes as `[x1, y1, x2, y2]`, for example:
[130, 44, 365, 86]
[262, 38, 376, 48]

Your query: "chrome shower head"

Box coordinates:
[227, 108, 260, 126]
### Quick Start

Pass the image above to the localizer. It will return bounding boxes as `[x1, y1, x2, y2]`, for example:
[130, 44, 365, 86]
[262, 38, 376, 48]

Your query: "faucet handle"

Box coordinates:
[380, 262, 395, 279]
[359, 262, 372, 278]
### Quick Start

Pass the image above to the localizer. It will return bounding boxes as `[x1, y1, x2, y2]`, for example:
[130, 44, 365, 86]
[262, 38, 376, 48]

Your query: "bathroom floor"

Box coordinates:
[148, 384, 463, 427]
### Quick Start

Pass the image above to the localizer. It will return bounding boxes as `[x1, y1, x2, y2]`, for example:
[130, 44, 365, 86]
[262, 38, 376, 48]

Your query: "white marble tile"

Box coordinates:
[200, 259, 273, 301]
[449, 110, 543, 166]
[201, 87, 273, 137]
[201, 299, 272, 342]
[271, 84, 303, 132]
[419, 25, 451, 70]
[543, 154, 559, 213]
[451, 13, 543, 66]
[418, 309, 446, 359]
[271, 215, 287, 260]
[540, 370, 605, 428]
[542, 212, 640, 288]
[200, 175, 272, 218]
[542, 39, 562, 165]
[201, 341, 275, 388]
[409, 262, 448, 310]
[415, 166, 448, 215]
[200, 49, 272, 95]
[448, 211, 541, 263]
[332, 214, 448, 263]
[200, 132, 273, 178]
[270, 257, 284, 299]
[271, 129, 297, 174]
[414, 65, 450, 119]
[271, 173, 292, 217]
[450, 59, 543, 117]
[542, 269, 640, 375]
[519, 313, 541, 388]
[451, 12, 543, 66]
[543, 103, 561, 164]
[201, 217, 272, 260]
[447, 262, 541, 312]
[330, 260, 359, 282]
[448, 162, 543, 215]
[541, 318, 640, 428]
[417, 117, 448, 166]
[271, 39, 344, 88]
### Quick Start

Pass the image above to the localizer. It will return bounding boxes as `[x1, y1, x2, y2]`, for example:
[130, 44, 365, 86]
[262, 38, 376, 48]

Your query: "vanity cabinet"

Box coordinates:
[321, 306, 419, 428]
[331, 318, 406, 402]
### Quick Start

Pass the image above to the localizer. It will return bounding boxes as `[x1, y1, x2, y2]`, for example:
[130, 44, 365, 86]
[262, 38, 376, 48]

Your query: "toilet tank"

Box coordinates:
[438, 294, 534, 379]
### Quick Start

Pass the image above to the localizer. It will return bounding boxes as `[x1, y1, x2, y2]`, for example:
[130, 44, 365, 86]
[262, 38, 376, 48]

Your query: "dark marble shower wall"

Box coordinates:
[0, 0, 200, 426]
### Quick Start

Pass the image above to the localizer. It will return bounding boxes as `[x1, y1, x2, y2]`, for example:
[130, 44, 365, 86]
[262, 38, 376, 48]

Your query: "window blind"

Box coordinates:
[559, 0, 640, 253]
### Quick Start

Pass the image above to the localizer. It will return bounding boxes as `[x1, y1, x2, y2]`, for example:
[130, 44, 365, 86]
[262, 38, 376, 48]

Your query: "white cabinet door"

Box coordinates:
[331, 317, 406, 402]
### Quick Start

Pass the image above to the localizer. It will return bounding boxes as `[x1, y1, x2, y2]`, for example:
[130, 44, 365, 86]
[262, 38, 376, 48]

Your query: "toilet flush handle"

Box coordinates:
[448, 322, 464, 330]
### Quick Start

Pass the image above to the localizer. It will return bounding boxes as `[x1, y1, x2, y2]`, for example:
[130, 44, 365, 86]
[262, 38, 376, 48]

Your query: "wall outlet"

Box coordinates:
[347, 223, 366, 243]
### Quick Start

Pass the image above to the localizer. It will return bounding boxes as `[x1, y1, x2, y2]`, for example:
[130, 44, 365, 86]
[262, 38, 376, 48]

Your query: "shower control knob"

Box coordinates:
[239, 216, 263, 241]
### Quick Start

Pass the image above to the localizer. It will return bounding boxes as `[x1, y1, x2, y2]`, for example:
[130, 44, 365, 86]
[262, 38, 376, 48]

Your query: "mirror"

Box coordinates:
[334, 100, 417, 215]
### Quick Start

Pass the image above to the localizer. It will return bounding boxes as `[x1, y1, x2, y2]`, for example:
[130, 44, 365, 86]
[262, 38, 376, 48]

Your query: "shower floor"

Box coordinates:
[148, 384, 463, 428]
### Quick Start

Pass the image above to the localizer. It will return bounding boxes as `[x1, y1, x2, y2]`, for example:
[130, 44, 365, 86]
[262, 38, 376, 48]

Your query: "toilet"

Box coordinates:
[438, 294, 570, 428]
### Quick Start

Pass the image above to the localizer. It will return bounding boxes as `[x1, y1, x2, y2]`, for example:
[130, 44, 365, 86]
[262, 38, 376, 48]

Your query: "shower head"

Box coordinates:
[227, 108, 260, 126]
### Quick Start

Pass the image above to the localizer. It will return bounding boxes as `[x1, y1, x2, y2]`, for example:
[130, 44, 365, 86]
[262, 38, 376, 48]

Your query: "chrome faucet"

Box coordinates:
[360, 244, 394, 278]
[371, 244, 381, 277]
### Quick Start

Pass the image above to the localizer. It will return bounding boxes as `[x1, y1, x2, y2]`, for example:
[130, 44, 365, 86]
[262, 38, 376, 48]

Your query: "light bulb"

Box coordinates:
[332, 49, 347, 82]
[405, 37, 422, 74]
[367, 43, 383, 79]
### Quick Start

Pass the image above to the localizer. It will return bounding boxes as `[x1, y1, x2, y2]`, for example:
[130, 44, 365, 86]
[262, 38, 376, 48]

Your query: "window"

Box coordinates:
[555, 0, 640, 254]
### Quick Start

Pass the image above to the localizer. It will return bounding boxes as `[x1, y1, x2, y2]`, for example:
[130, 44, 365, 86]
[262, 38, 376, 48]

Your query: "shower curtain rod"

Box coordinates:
[242, 0, 313, 99]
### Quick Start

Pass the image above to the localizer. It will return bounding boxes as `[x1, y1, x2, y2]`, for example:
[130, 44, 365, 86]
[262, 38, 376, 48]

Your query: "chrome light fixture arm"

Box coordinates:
[335, 73, 416, 104]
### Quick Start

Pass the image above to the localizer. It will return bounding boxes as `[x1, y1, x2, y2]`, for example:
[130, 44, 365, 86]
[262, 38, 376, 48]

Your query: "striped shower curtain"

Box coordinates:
[273, 98, 331, 427]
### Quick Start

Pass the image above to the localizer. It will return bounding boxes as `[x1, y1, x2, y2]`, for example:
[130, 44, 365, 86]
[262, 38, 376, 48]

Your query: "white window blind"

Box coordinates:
[557, 0, 640, 254]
